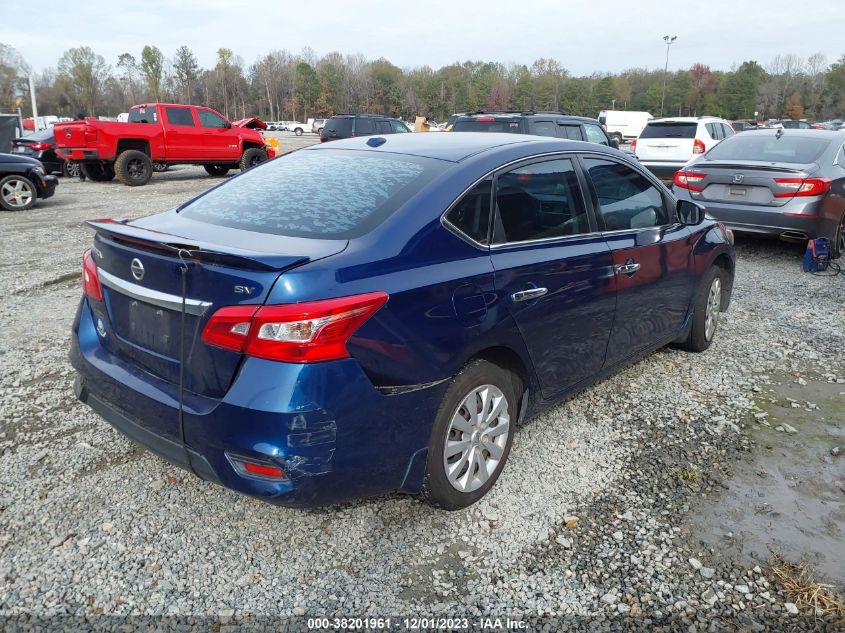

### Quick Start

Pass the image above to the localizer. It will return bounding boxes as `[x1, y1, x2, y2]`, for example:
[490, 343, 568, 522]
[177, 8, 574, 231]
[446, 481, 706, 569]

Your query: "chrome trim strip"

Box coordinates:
[98, 269, 212, 316]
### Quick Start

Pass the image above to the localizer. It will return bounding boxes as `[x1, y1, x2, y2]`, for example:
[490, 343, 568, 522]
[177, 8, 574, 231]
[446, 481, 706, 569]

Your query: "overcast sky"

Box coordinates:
[2, 0, 841, 75]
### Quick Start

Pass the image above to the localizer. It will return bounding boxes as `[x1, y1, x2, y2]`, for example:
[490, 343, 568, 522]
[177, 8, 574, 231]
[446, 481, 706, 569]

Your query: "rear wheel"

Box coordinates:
[81, 163, 115, 182]
[678, 266, 725, 353]
[832, 212, 845, 259]
[294, 127, 303, 136]
[153, 162, 168, 173]
[611, 132, 623, 144]
[0, 175, 36, 211]
[62, 161, 81, 178]
[204, 164, 230, 177]
[422, 359, 517, 510]
[239, 147, 267, 171]
[114, 150, 153, 186]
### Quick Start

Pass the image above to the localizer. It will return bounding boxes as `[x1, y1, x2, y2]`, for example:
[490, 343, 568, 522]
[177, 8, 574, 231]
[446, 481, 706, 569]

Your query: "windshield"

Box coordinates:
[705, 134, 830, 164]
[128, 106, 158, 123]
[639, 122, 697, 139]
[452, 118, 522, 133]
[180, 149, 450, 238]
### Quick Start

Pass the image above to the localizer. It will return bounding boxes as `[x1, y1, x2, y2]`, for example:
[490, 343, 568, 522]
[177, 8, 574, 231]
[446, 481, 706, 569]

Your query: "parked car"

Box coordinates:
[54, 104, 272, 187]
[450, 112, 617, 147]
[0, 152, 58, 211]
[674, 128, 845, 258]
[70, 132, 735, 509]
[320, 114, 411, 142]
[771, 119, 813, 130]
[633, 116, 735, 181]
[285, 121, 307, 135]
[597, 110, 652, 144]
[730, 120, 758, 133]
[9, 129, 74, 176]
[311, 118, 327, 135]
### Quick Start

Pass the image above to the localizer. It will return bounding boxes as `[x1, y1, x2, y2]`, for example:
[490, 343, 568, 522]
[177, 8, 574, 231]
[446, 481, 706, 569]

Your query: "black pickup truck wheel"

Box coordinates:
[115, 150, 153, 186]
[81, 163, 115, 182]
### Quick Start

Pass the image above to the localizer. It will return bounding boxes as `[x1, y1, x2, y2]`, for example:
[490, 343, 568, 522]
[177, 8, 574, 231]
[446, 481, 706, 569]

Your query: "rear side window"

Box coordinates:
[180, 149, 449, 238]
[705, 134, 830, 164]
[323, 118, 353, 137]
[582, 158, 670, 231]
[375, 120, 392, 133]
[452, 118, 522, 133]
[493, 159, 590, 243]
[445, 178, 492, 245]
[558, 125, 583, 141]
[639, 122, 697, 139]
[530, 121, 558, 137]
[165, 107, 194, 126]
[128, 107, 158, 123]
[355, 118, 375, 136]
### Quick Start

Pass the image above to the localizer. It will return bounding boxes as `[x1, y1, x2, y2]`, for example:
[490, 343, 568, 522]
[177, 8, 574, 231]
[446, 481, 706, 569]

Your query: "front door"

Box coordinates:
[488, 156, 617, 399]
[197, 108, 240, 161]
[163, 106, 204, 161]
[580, 155, 695, 366]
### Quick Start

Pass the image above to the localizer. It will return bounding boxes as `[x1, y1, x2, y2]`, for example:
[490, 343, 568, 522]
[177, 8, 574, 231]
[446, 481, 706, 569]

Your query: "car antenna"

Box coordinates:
[775, 128, 784, 140]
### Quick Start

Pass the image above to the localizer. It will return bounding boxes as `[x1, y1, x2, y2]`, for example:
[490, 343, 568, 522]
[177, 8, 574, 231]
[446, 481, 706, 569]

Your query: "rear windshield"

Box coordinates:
[128, 107, 158, 123]
[323, 118, 353, 137]
[705, 134, 830, 164]
[179, 149, 449, 238]
[639, 122, 697, 139]
[452, 118, 523, 133]
[24, 129, 54, 142]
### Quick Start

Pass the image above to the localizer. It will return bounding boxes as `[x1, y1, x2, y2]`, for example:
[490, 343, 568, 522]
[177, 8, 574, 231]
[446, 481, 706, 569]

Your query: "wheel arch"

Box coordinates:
[115, 138, 151, 156]
[464, 344, 536, 425]
[711, 252, 734, 310]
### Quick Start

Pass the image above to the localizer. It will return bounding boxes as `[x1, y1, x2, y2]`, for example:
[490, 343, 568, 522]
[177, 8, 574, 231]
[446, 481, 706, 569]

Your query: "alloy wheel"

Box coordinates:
[443, 384, 510, 493]
[127, 158, 146, 181]
[1, 178, 34, 209]
[704, 277, 722, 342]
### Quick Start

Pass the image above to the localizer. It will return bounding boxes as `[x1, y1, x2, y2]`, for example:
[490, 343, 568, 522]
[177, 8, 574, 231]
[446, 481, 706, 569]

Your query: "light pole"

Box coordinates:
[660, 35, 677, 117]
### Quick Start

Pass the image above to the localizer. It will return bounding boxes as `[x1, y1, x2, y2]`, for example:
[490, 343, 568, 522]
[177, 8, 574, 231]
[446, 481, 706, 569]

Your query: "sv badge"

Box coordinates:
[234, 285, 256, 295]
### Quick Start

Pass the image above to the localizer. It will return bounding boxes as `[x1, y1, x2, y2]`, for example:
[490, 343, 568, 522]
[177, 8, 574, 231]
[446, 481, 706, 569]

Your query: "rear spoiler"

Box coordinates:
[86, 218, 304, 272]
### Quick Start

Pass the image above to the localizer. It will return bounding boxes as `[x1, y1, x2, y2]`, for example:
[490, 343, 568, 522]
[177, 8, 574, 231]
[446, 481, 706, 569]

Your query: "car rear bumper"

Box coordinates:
[56, 148, 100, 161]
[638, 161, 687, 180]
[70, 297, 446, 507]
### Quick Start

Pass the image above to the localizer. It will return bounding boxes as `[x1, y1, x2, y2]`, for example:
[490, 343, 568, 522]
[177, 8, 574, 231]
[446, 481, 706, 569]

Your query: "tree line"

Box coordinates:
[2, 43, 845, 123]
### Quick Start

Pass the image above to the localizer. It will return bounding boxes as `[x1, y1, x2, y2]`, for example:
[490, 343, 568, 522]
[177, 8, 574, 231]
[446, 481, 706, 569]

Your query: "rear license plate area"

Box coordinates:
[729, 186, 747, 197]
[107, 291, 185, 358]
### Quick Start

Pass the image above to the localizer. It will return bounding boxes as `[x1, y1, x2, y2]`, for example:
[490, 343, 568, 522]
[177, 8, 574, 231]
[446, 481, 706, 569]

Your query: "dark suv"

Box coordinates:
[450, 111, 618, 147]
[320, 114, 411, 142]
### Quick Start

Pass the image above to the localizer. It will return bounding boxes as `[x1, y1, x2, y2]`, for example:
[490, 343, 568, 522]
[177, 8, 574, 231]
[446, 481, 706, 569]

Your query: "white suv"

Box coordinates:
[633, 116, 734, 180]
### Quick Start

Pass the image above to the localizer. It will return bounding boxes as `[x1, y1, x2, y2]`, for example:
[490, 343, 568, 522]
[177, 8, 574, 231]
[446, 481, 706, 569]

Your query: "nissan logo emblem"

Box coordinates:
[130, 258, 145, 281]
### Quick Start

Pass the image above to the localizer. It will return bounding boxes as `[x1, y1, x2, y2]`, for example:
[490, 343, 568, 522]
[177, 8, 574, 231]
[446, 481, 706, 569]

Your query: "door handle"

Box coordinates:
[511, 287, 548, 302]
[615, 259, 641, 275]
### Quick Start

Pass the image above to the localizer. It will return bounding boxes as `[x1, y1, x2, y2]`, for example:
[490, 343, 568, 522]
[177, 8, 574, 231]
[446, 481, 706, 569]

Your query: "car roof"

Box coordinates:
[455, 112, 597, 123]
[735, 128, 845, 140]
[648, 116, 723, 123]
[303, 131, 618, 162]
[331, 113, 398, 119]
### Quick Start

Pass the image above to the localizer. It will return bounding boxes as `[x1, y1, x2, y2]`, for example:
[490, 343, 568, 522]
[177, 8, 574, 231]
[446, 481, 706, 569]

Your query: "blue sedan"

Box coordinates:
[70, 133, 735, 509]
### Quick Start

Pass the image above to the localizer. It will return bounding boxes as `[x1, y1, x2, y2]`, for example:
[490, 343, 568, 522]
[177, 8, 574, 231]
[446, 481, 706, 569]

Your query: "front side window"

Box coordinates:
[391, 120, 409, 133]
[445, 178, 492, 245]
[558, 125, 583, 141]
[375, 120, 392, 133]
[165, 107, 194, 127]
[198, 109, 227, 128]
[584, 124, 609, 146]
[493, 158, 590, 244]
[355, 118, 375, 136]
[530, 121, 557, 137]
[582, 158, 670, 231]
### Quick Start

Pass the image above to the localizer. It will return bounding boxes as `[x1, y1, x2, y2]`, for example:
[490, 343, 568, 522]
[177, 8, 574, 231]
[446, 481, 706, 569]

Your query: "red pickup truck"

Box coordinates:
[54, 103, 273, 186]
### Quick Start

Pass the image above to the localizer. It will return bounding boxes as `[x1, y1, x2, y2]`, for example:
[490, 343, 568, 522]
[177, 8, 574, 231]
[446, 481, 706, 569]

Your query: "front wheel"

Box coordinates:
[239, 148, 268, 171]
[114, 150, 153, 186]
[678, 266, 726, 353]
[0, 175, 36, 211]
[423, 360, 518, 510]
[62, 161, 81, 178]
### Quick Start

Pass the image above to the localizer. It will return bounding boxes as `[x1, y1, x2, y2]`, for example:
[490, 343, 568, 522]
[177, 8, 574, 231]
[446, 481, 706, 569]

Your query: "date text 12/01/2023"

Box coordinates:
[307, 617, 527, 630]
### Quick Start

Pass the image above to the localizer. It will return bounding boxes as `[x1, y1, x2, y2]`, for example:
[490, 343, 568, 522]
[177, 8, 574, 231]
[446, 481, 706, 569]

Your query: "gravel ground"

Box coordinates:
[1, 158, 844, 631]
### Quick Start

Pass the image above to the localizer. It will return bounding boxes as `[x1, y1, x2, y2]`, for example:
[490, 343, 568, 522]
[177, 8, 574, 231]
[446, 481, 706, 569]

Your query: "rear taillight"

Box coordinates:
[773, 177, 831, 198]
[29, 142, 53, 151]
[82, 249, 103, 302]
[693, 139, 706, 154]
[630, 139, 637, 151]
[673, 170, 706, 192]
[83, 125, 97, 142]
[201, 292, 388, 363]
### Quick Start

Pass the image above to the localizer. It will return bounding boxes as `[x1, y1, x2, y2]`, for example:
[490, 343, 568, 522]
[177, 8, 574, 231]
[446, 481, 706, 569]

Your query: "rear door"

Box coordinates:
[488, 156, 616, 398]
[197, 108, 240, 161]
[636, 121, 698, 162]
[580, 155, 694, 363]
[163, 105, 204, 160]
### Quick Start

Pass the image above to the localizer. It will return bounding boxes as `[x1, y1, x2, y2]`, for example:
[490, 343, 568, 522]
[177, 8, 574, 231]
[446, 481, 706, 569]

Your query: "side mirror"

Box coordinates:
[610, 138, 620, 149]
[224, 121, 231, 129]
[677, 199, 705, 225]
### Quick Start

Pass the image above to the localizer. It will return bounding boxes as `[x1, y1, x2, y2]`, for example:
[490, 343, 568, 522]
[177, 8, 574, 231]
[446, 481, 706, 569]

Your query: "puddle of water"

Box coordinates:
[690, 375, 845, 585]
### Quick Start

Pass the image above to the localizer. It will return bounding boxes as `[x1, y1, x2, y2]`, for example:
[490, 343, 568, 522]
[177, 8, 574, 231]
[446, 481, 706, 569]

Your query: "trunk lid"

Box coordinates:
[89, 211, 347, 399]
[688, 160, 816, 207]
[636, 121, 698, 162]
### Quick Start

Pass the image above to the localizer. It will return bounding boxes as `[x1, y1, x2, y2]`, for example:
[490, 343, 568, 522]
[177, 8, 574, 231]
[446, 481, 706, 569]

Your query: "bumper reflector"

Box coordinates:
[227, 453, 287, 480]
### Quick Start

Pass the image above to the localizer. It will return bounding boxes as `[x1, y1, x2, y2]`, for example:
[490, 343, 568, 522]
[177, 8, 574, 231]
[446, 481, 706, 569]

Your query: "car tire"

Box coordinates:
[678, 265, 725, 353]
[204, 164, 230, 177]
[294, 127, 303, 136]
[62, 161, 81, 178]
[153, 162, 168, 173]
[114, 150, 153, 187]
[832, 212, 845, 259]
[612, 133, 623, 144]
[317, 127, 323, 134]
[422, 359, 518, 510]
[239, 147, 268, 171]
[81, 163, 116, 182]
[0, 175, 36, 211]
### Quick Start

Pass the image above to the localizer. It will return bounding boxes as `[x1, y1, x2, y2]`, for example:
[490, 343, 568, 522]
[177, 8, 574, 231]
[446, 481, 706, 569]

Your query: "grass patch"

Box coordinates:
[768, 554, 845, 620]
